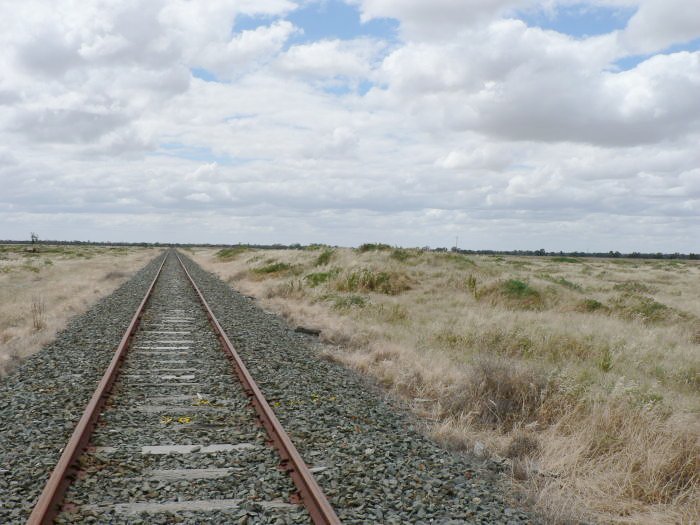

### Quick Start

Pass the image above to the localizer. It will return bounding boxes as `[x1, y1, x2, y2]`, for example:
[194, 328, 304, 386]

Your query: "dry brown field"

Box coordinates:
[190, 245, 700, 525]
[0, 244, 161, 375]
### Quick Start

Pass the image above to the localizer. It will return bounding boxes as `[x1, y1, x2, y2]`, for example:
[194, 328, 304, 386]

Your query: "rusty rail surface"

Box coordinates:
[175, 253, 341, 525]
[27, 253, 167, 525]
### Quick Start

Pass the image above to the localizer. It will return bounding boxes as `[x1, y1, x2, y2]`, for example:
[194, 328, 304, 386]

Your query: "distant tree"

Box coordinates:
[30, 232, 39, 252]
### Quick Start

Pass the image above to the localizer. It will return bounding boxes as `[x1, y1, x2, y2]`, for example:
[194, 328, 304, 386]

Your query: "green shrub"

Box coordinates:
[304, 269, 339, 287]
[390, 249, 412, 262]
[611, 294, 673, 323]
[538, 273, 583, 291]
[613, 281, 656, 294]
[252, 262, 292, 274]
[476, 279, 544, 310]
[578, 298, 606, 312]
[444, 253, 477, 268]
[326, 294, 367, 309]
[357, 243, 391, 253]
[216, 246, 249, 260]
[503, 279, 538, 298]
[314, 249, 334, 266]
[550, 256, 581, 263]
[336, 269, 411, 295]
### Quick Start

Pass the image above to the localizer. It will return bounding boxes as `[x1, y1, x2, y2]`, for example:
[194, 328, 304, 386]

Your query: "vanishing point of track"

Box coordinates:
[27, 250, 340, 524]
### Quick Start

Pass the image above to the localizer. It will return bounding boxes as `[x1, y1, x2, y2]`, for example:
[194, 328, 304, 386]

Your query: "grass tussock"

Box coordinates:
[478, 279, 545, 310]
[190, 247, 700, 524]
[611, 294, 685, 324]
[335, 269, 411, 295]
[442, 358, 552, 430]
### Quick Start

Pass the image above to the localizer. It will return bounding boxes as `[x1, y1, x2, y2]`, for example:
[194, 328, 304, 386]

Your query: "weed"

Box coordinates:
[550, 256, 581, 263]
[598, 346, 614, 372]
[30, 297, 46, 331]
[466, 274, 478, 298]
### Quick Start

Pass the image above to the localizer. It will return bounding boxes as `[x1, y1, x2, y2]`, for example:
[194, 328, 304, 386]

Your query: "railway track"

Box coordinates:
[27, 251, 339, 524]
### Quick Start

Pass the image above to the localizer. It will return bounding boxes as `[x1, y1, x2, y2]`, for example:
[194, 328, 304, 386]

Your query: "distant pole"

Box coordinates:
[455, 236, 459, 250]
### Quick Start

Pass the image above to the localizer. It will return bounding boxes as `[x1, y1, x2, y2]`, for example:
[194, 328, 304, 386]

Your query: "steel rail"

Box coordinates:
[27, 253, 168, 525]
[175, 253, 341, 525]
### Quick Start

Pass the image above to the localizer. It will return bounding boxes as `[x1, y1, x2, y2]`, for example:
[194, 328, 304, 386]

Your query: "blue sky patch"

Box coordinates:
[155, 143, 240, 166]
[614, 37, 700, 71]
[191, 68, 218, 82]
[321, 79, 375, 96]
[235, 0, 398, 45]
[518, 3, 635, 38]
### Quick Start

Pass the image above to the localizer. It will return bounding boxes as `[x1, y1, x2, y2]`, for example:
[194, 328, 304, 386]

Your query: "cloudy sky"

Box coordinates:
[1, 0, 698, 251]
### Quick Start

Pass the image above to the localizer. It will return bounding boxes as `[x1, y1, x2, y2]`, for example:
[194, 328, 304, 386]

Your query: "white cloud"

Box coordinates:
[277, 39, 380, 79]
[351, 0, 529, 40]
[198, 21, 298, 79]
[0, 0, 698, 251]
[620, 0, 700, 54]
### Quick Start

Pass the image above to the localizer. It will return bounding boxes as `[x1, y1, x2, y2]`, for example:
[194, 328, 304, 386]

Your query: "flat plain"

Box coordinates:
[190, 245, 699, 525]
[0, 244, 160, 375]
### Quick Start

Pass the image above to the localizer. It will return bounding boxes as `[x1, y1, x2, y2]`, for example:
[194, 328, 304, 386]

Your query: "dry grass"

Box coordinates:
[0, 244, 160, 375]
[191, 247, 700, 524]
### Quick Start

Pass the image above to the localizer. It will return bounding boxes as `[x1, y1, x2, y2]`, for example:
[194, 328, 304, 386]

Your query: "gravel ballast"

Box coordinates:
[58, 253, 308, 524]
[1, 250, 533, 524]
